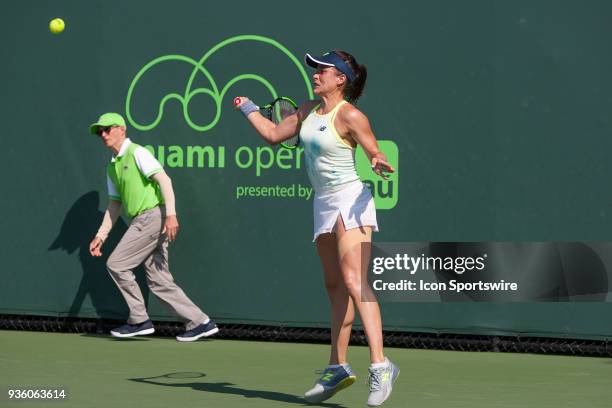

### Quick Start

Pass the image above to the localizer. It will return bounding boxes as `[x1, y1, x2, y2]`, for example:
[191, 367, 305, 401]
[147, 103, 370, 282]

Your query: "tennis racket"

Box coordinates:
[234, 96, 299, 149]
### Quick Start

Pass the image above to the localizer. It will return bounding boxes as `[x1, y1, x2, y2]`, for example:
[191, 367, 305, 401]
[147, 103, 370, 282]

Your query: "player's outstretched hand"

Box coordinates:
[371, 157, 395, 180]
[233, 96, 250, 108]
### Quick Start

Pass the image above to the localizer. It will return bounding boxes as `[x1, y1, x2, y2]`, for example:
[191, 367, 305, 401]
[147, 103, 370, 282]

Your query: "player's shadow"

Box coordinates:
[48, 191, 149, 319]
[129, 375, 346, 407]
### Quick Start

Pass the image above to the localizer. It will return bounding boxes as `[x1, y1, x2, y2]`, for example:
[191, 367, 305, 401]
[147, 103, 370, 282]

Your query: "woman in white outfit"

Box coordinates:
[235, 49, 398, 407]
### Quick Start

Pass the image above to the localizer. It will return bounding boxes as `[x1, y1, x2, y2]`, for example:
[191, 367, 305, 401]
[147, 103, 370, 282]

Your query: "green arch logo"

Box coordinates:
[125, 35, 314, 132]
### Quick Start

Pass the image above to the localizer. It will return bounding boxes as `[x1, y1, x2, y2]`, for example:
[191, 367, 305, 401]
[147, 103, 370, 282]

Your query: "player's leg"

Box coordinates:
[335, 216, 399, 406]
[317, 232, 355, 365]
[335, 216, 383, 361]
[304, 232, 357, 403]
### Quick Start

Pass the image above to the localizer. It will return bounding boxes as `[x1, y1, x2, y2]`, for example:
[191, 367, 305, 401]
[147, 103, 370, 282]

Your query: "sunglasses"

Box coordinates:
[97, 125, 117, 136]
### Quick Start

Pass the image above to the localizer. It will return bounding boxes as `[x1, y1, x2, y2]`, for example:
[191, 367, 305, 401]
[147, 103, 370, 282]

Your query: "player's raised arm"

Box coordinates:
[234, 97, 313, 145]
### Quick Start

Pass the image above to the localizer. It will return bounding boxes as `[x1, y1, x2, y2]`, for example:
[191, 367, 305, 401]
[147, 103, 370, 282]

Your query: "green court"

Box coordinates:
[1, 330, 610, 408]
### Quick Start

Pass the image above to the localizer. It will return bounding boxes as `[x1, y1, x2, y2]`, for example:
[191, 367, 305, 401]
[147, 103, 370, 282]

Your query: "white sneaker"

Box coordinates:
[366, 358, 400, 406]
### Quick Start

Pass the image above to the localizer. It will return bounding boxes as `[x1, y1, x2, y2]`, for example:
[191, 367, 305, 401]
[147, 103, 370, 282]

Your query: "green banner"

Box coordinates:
[1, 0, 612, 340]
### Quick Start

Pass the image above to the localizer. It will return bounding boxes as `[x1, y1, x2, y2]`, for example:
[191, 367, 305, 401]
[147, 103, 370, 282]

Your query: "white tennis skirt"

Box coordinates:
[312, 180, 379, 241]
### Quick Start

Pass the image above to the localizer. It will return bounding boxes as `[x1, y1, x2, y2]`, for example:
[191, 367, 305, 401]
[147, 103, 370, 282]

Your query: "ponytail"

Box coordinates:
[333, 50, 367, 103]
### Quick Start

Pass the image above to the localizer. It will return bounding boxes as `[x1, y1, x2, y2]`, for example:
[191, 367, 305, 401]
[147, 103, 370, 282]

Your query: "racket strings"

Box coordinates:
[271, 99, 296, 124]
[272, 98, 299, 148]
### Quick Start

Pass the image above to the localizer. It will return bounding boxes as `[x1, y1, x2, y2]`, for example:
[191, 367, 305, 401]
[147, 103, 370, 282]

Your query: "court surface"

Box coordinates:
[1, 330, 610, 407]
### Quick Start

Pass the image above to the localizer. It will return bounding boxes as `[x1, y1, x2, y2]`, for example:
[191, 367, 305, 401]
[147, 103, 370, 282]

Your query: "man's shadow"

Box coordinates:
[49, 191, 149, 319]
[129, 375, 345, 407]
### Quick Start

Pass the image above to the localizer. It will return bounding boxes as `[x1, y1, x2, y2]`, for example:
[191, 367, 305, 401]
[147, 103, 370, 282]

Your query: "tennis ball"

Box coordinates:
[49, 18, 65, 34]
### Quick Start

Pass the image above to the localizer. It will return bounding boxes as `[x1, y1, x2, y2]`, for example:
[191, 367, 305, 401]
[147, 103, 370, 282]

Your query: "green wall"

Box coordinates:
[1, 0, 611, 340]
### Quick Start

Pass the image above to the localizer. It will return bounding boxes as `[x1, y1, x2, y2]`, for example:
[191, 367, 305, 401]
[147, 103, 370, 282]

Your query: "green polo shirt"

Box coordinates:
[107, 141, 164, 218]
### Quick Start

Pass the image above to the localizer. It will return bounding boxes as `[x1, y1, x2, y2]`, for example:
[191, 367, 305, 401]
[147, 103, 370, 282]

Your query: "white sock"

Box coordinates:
[370, 358, 389, 369]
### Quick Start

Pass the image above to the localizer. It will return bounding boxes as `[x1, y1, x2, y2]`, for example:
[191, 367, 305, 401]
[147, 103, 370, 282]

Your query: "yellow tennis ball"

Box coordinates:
[49, 18, 65, 34]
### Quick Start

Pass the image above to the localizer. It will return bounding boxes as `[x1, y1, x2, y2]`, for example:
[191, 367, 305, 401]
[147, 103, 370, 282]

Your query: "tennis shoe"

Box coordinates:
[110, 319, 154, 338]
[176, 320, 219, 342]
[366, 358, 400, 406]
[304, 364, 356, 403]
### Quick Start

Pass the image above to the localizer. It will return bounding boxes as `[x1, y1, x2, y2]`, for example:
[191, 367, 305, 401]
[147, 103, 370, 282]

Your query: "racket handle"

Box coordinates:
[233, 97, 242, 107]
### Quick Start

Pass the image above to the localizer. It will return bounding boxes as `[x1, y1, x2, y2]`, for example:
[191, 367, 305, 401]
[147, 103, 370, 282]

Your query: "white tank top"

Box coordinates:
[299, 100, 360, 192]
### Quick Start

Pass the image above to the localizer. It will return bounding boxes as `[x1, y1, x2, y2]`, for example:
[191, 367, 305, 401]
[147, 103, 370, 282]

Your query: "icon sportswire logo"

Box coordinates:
[125, 35, 313, 132]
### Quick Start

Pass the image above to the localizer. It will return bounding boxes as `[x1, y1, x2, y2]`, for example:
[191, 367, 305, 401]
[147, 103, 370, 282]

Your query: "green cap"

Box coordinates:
[89, 112, 126, 135]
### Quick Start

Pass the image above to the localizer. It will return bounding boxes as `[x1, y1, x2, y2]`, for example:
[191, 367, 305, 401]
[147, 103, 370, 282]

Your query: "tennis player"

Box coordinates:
[88, 113, 218, 342]
[235, 50, 398, 406]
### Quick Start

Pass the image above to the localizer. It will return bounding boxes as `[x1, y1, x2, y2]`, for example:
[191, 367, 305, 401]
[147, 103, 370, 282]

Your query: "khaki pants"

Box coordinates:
[106, 206, 208, 330]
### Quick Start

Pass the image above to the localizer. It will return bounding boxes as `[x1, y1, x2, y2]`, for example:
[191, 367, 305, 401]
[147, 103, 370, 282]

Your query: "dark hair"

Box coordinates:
[333, 50, 367, 103]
